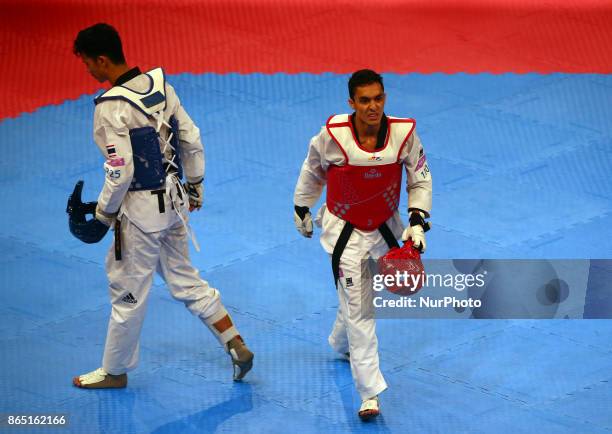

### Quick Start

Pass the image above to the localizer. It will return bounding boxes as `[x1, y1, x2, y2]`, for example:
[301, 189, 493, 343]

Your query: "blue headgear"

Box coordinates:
[66, 180, 110, 244]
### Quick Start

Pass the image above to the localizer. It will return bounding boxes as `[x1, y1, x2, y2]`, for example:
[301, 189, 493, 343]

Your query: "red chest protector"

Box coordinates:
[326, 114, 416, 231]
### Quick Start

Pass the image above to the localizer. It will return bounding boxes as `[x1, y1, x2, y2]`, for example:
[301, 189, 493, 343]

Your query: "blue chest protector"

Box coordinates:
[94, 68, 183, 191]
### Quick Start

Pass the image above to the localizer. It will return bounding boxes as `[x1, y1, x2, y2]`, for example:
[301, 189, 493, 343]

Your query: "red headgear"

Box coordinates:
[377, 240, 425, 296]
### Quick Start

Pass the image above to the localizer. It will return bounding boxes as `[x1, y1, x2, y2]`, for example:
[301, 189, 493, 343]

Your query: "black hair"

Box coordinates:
[348, 69, 384, 99]
[73, 23, 126, 64]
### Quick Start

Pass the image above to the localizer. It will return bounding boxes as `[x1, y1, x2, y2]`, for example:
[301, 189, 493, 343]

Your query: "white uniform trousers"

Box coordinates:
[102, 217, 227, 374]
[327, 233, 390, 400]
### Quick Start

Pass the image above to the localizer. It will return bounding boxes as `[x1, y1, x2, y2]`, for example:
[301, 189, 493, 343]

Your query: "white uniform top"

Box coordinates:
[294, 115, 432, 254]
[93, 68, 204, 233]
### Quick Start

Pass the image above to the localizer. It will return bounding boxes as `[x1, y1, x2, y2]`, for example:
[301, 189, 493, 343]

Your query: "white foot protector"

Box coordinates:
[78, 368, 106, 384]
[73, 367, 127, 389]
[358, 396, 380, 420]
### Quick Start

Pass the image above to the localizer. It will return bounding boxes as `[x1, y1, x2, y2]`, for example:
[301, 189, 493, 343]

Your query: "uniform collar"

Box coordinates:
[114, 67, 142, 86]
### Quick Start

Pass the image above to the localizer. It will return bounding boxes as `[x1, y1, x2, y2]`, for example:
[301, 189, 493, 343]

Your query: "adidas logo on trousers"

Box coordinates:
[121, 293, 137, 304]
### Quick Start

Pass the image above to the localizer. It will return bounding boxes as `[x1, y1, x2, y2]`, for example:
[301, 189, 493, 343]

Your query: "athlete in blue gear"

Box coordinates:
[71, 23, 253, 388]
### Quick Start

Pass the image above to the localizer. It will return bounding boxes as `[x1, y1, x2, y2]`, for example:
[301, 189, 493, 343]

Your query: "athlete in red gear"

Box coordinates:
[293, 69, 432, 420]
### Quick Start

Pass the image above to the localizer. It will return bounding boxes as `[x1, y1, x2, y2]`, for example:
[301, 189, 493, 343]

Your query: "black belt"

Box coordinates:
[114, 219, 122, 261]
[331, 221, 399, 287]
[150, 185, 185, 214]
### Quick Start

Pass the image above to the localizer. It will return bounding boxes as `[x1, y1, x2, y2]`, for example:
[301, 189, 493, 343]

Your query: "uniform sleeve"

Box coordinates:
[93, 102, 135, 215]
[400, 129, 432, 216]
[167, 85, 204, 183]
[293, 128, 329, 208]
